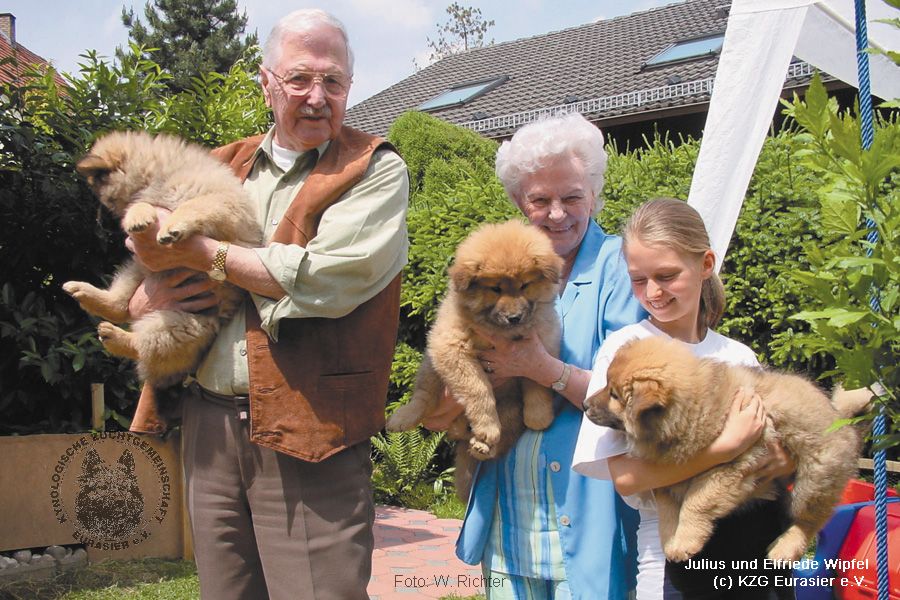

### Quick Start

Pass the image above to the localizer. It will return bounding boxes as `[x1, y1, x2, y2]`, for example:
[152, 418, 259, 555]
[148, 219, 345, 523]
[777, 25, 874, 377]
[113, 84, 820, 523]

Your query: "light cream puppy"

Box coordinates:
[63, 131, 262, 387]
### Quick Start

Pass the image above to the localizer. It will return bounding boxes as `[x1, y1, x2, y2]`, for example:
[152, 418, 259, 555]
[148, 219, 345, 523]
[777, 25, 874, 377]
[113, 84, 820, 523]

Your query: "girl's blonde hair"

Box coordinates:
[623, 197, 726, 330]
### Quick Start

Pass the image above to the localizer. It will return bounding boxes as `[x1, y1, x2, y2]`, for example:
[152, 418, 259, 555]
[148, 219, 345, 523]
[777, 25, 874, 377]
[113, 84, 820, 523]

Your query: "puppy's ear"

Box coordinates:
[533, 252, 563, 284]
[449, 260, 479, 291]
[630, 378, 668, 421]
[76, 154, 111, 178]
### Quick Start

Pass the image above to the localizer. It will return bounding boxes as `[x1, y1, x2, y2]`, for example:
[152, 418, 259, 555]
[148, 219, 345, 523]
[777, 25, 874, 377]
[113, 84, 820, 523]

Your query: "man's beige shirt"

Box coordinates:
[196, 129, 409, 395]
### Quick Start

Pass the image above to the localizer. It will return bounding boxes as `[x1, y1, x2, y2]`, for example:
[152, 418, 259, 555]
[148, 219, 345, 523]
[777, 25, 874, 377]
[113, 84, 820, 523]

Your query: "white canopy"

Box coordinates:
[687, 0, 900, 269]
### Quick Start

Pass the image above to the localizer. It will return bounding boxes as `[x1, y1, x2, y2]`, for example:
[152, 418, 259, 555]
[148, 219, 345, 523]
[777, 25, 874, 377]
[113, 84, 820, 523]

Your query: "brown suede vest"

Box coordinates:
[130, 126, 402, 462]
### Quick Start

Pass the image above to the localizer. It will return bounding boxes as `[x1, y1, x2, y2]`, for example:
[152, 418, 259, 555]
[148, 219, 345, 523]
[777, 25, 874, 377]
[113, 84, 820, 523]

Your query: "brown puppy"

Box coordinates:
[63, 131, 262, 387]
[584, 336, 868, 563]
[387, 220, 563, 500]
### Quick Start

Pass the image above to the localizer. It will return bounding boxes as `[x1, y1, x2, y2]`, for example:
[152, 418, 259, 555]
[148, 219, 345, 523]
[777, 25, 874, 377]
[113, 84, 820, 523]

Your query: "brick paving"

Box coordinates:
[369, 505, 484, 599]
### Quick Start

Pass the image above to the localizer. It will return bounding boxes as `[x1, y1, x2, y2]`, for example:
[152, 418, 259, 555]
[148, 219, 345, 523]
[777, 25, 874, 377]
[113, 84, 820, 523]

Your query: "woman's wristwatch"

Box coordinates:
[551, 363, 572, 392]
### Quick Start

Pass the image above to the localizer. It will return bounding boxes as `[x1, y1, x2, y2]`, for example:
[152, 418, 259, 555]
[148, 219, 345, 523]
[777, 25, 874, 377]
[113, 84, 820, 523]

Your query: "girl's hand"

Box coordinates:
[421, 387, 465, 432]
[708, 388, 766, 463]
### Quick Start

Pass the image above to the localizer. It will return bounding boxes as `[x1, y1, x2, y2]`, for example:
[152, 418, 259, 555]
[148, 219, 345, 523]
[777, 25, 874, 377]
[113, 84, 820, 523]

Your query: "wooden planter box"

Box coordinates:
[0, 432, 190, 562]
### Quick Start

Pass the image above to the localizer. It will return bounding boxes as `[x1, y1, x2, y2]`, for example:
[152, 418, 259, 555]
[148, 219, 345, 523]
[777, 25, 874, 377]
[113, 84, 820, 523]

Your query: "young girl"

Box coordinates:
[572, 198, 794, 600]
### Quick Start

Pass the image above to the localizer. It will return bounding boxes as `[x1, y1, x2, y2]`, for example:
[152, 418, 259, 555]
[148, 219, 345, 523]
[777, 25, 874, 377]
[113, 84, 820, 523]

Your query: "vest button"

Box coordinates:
[559, 515, 571, 527]
[549, 461, 561, 472]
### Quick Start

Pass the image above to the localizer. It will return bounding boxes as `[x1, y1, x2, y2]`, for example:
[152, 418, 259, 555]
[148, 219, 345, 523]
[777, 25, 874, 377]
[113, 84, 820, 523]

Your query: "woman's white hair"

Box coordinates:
[262, 9, 355, 76]
[495, 112, 608, 215]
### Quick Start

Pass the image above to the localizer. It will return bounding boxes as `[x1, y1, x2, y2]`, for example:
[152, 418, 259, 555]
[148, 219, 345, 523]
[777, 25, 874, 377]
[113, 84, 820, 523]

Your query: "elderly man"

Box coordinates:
[124, 9, 408, 600]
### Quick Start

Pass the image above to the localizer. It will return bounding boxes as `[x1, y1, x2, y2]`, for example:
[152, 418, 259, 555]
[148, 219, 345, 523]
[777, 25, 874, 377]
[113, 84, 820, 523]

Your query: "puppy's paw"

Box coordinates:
[468, 437, 495, 460]
[123, 204, 158, 234]
[62, 281, 90, 299]
[664, 533, 705, 563]
[98, 322, 137, 360]
[767, 529, 808, 562]
[157, 223, 185, 245]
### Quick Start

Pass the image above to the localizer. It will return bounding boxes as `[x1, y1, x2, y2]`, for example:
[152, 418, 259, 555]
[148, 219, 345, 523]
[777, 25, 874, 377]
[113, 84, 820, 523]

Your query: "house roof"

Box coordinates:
[0, 22, 64, 87]
[346, 0, 818, 138]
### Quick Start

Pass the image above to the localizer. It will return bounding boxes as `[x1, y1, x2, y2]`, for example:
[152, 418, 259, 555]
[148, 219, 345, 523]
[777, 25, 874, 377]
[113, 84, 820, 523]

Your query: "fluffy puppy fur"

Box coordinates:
[584, 336, 869, 563]
[63, 131, 262, 387]
[387, 220, 563, 500]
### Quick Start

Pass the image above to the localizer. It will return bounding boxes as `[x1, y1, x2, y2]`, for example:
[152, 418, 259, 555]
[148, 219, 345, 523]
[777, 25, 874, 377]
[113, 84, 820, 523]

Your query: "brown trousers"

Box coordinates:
[181, 387, 374, 600]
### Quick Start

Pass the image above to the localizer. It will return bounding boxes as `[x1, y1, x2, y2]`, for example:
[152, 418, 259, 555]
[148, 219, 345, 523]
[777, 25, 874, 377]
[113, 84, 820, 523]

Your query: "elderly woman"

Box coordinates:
[424, 112, 643, 598]
[424, 113, 769, 599]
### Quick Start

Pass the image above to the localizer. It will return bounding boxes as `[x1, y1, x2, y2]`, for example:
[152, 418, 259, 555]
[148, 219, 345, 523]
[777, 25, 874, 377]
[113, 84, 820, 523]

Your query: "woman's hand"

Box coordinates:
[421, 387, 465, 432]
[128, 268, 219, 319]
[707, 388, 767, 463]
[475, 327, 550, 381]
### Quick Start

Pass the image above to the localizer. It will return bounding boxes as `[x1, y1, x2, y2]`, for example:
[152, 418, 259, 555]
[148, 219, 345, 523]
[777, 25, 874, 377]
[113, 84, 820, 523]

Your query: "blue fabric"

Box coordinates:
[456, 221, 646, 599]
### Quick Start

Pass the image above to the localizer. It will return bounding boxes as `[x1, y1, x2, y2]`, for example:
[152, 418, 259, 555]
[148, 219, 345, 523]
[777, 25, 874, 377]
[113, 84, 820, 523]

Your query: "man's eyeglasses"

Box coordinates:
[266, 69, 351, 98]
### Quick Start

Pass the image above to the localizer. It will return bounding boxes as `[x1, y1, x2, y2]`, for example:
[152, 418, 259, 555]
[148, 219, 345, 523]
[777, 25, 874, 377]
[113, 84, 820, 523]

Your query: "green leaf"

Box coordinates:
[820, 193, 861, 235]
[826, 311, 869, 328]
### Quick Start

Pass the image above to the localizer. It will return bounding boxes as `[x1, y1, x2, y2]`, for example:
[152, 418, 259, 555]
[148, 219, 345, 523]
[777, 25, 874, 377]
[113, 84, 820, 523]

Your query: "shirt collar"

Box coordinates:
[568, 220, 608, 285]
[256, 127, 331, 174]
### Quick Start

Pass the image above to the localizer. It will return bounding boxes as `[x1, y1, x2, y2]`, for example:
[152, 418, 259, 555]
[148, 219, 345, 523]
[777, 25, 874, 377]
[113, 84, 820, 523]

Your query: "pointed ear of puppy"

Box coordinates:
[76, 154, 110, 178]
[449, 261, 479, 291]
[630, 378, 668, 421]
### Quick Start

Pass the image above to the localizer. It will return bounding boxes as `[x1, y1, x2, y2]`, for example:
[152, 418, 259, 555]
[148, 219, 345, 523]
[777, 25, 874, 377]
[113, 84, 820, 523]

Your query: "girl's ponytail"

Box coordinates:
[699, 272, 725, 330]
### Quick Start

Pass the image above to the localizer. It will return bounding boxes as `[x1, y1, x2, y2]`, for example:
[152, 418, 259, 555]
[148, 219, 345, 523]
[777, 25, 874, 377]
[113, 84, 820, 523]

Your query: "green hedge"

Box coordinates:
[0, 48, 268, 433]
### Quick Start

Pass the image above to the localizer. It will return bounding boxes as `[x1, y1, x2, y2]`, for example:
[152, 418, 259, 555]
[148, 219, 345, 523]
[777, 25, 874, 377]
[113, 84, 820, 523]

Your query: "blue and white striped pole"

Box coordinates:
[852, 1, 887, 598]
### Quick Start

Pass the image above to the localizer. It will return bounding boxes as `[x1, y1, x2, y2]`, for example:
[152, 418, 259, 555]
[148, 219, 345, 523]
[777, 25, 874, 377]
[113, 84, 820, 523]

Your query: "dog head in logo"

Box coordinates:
[74, 448, 145, 540]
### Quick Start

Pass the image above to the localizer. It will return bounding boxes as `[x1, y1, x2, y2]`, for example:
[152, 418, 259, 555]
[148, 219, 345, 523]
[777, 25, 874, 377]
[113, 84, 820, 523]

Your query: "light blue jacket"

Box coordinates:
[456, 221, 646, 599]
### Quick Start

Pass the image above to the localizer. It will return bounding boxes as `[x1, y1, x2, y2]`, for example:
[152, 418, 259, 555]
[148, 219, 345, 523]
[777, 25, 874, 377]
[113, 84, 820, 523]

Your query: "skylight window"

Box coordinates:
[418, 76, 508, 112]
[645, 34, 725, 67]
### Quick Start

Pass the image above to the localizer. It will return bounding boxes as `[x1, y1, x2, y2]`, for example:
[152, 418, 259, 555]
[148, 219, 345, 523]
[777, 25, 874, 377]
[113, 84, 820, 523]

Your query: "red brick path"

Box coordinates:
[369, 505, 484, 599]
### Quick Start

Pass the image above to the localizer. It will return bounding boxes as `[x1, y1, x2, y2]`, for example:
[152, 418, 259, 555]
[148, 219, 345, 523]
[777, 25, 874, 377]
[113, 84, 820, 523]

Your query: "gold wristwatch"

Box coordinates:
[207, 241, 230, 282]
[551, 363, 572, 392]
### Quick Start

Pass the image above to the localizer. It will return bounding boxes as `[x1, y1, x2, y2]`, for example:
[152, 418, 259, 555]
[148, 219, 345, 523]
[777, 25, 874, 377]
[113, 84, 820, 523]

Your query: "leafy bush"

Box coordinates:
[0, 47, 268, 434]
[388, 111, 499, 198]
[776, 75, 899, 451]
[371, 429, 451, 509]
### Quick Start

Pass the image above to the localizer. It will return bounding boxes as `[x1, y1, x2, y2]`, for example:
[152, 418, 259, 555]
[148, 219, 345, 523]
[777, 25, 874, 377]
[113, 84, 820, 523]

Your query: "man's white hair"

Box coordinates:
[495, 112, 608, 215]
[262, 9, 355, 76]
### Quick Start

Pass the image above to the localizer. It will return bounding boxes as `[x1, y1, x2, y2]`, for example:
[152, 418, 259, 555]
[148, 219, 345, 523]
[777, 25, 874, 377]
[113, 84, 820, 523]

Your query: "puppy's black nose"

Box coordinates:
[506, 314, 522, 324]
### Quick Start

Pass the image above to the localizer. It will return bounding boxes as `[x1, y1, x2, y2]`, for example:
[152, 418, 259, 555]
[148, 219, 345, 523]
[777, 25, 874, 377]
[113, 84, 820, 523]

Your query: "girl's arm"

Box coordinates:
[608, 389, 766, 496]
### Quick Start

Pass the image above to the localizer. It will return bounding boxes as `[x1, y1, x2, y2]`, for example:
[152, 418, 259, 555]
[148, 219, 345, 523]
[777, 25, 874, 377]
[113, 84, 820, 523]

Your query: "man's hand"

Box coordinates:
[128, 268, 219, 319]
[125, 206, 216, 273]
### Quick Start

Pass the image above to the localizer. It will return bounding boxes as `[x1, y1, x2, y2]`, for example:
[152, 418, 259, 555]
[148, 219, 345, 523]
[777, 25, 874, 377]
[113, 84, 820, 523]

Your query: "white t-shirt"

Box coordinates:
[572, 319, 759, 600]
